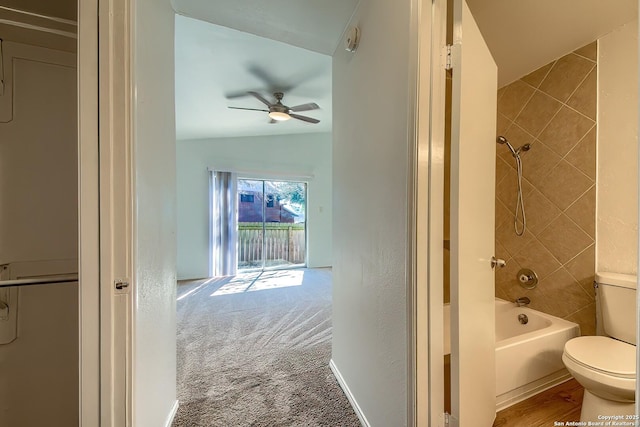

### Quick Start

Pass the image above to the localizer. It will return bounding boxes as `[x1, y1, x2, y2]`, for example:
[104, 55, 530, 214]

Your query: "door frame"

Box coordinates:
[79, 0, 133, 424]
[414, 0, 447, 425]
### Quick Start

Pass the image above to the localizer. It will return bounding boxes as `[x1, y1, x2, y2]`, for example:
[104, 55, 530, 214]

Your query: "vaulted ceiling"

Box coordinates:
[172, 0, 360, 56]
[173, 1, 359, 140]
[174, 15, 333, 140]
[466, 0, 637, 87]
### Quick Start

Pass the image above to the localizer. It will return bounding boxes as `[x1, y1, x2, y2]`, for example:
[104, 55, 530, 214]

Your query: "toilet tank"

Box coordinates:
[597, 272, 637, 345]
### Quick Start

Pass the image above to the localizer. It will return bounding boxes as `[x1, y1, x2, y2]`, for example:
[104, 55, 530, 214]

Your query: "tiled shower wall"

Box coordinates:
[495, 42, 597, 335]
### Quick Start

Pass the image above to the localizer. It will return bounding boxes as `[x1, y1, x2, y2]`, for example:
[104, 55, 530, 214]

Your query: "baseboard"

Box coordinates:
[329, 359, 370, 427]
[164, 400, 179, 427]
[496, 370, 572, 412]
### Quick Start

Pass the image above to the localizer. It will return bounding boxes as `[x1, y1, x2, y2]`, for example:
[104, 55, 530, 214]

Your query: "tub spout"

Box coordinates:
[515, 296, 530, 307]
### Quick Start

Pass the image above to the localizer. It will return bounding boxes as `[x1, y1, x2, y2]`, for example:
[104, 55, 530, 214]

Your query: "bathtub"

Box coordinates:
[444, 299, 580, 410]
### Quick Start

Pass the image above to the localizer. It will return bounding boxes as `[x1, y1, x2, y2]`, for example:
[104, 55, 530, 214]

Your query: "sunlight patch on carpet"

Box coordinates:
[211, 269, 305, 296]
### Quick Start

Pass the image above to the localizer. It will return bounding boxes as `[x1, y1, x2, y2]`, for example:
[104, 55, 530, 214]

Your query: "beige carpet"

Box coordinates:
[173, 268, 361, 427]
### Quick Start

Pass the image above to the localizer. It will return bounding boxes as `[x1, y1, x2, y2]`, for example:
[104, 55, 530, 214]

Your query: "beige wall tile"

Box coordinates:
[514, 91, 562, 137]
[495, 256, 521, 290]
[523, 189, 562, 236]
[495, 239, 509, 262]
[496, 156, 512, 183]
[565, 186, 596, 238]
[565, 127, 596, 179]
[495, 199, 512, 230]
[497, 80, 536, 120]
[539, 53, 595, 103]
[538, 214, 593, 264]
[496, 221, 534, 257]
[513, 238, 562, 280]
[520, 141, 562, 186]
[567, 68, 597, 120]
[497, 86, 508, 102]
[540, 268, 593, 318]
[496, 167, 534, 213]
[496, 170, 517, 214]
[565, 303, 596, 336]
[573, 42, 597, 61]
[497, 113, 512, 136]
[493, 42, 597, 335]
[564, 244, 595, 295]
[538, 160, 593, 210]
[521, 62, 555, 89]
[538, 106, 595, 156]
[495, 286, 509, 301]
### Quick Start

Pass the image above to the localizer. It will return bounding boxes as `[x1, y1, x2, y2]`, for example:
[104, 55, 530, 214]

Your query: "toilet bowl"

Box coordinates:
[561, 273, 637, 422]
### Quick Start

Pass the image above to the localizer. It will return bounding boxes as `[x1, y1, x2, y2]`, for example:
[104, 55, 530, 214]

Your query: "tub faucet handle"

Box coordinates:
[515, 297, 530, 307]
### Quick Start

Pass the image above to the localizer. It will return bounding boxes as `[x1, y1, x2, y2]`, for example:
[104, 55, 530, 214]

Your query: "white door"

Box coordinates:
[449, 0, 498, 426]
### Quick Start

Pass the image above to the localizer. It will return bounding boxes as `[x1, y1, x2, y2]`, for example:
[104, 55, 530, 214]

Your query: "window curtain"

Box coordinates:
[210, 171, 238, 276]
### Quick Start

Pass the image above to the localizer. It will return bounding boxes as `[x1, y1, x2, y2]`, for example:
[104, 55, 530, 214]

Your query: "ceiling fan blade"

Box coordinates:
[225, 90, 253, 99]
[289, 102, 319, 112]
[228, 106, 269, 112]
[290, 113, 320, 124]
[247, 65, 294, 93]
[247, 91, 273, 107]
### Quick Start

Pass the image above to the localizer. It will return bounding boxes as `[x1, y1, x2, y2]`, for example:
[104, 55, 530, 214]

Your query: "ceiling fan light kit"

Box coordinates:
[268, 111, 290, 121]
[228, 91, 320, 124]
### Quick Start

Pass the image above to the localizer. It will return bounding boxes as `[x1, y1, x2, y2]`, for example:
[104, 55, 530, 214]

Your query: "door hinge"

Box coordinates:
[444, 412, 450, 426]
[445, 44, 453, 70]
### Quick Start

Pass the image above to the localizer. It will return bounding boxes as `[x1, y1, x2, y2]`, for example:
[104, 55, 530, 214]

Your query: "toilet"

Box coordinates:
[562, 272, 637, 422]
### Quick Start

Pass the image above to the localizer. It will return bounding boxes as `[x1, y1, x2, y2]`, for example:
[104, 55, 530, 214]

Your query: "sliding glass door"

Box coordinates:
[237, 179, 307, 271]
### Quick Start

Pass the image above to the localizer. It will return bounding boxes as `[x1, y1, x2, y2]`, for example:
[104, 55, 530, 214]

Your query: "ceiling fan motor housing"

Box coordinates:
[229, 90, 320, 124]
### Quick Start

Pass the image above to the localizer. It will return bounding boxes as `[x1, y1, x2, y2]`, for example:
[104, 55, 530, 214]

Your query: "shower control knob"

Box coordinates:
[491, 257, 507, 269]
[517, 268, 538, 289]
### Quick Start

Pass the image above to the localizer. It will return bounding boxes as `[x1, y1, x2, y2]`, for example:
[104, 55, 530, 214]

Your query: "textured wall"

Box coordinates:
[597, 20, 638, 275]
[494, 42, 597, 335]
[133, 0, 178, 425]
[331, 0, 415, 423]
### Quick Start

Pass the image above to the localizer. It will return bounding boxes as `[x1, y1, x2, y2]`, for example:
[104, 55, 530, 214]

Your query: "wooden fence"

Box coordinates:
[237, 222, 306, 268]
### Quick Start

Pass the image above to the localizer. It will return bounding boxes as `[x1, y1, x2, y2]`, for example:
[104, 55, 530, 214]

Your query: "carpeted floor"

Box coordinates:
[173, 268, 361, 427]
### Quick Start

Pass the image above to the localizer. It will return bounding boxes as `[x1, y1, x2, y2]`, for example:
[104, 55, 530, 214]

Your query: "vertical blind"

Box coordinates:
[210, 171, 238, 276]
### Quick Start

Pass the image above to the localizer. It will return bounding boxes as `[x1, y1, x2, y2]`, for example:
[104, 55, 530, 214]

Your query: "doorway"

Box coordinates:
[237, 178, 307, 271]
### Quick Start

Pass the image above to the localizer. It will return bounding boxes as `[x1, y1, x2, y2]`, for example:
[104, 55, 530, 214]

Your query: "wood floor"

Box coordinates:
[493, 379, 583, 427]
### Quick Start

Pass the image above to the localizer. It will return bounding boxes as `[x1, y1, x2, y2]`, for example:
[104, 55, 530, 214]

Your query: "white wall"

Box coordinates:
[176, 132, 332, 280]
[597, 20, 638, 275]
[331, 0, 417, 424]
[132, 0, 177, 425]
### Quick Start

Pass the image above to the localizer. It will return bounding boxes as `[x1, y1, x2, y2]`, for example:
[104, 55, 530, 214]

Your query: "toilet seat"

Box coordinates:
[562, 336, 636, 402]
[564, 336, 635, 378]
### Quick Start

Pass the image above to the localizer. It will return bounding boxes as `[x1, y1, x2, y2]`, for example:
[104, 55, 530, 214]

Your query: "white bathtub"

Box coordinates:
[444, 299, 580, 410]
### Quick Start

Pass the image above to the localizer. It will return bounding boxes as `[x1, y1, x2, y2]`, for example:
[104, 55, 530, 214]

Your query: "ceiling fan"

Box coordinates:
[228, 91, 320, 124]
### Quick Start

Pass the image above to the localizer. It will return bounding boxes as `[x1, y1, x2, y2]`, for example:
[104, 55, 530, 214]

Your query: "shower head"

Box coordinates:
[496, 135, 518, 157]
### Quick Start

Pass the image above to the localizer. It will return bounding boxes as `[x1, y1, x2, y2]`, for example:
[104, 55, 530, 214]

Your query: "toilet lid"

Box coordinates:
[564, 336, 636, 379]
